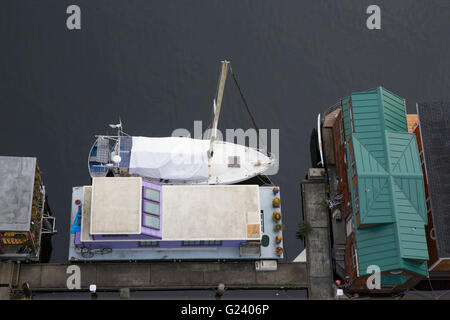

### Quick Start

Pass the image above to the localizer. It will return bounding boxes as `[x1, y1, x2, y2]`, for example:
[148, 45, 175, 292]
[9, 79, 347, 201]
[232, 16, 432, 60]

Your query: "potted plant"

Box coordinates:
[272, 211, 282, 222]
[272, 197, 280, 208]
[275, 246, 284, 256]
[273, 224, 282, 233]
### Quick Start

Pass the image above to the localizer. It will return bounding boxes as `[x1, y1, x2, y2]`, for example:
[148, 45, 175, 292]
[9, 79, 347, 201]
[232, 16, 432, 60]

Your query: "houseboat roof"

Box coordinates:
[0, 156, 36, 232]
[417, 102, 450, 258]
[90, 177, 142, 235]
[85, 178, 261, 241]
[352, 131, 429, 274]
[161, 185, 261, 241]
[342, 86, 408, 142]
[342, 87, 429, 277]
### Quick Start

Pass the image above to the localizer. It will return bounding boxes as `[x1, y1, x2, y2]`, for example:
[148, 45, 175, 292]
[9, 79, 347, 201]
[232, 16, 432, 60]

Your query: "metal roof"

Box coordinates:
[417, 102, 450, 258]
[343, 86, 407, 143]
[343, 87, 429, 277]
[0, 156, 36, 231]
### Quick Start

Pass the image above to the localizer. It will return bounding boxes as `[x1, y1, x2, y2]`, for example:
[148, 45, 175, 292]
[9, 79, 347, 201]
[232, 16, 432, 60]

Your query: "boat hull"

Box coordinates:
[88, 136, 274, 185]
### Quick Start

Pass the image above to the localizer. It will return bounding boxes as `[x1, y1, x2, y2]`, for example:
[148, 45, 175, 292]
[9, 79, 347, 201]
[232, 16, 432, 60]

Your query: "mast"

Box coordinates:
[109, 119, 123, 168]
[208, 60, 230, 159]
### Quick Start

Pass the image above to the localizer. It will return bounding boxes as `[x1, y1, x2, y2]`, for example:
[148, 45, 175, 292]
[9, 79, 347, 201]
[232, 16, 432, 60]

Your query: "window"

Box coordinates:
[182, 240, 222, 246]
[426, 198, 431, 212]
[352, 244, 357, 267]
[138, 241, 159, 247]
[144, 188, 160, 202]
[346, 216, 354, 237]
[143, 214, 160, 229]
[143, 200, 160, 216]
[260, 210, 265, 233]
[228, 156, 241, 168]
[349, 102, 355, 133]
[350, 149, 356, 178]
[340, 118, 345, 145]
[353, 183, 359, 210]
[142, 187, 161, 230]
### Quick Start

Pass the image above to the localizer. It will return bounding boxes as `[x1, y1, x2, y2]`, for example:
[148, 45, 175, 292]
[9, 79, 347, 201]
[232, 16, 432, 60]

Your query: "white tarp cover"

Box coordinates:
[129, 137, 209, 181]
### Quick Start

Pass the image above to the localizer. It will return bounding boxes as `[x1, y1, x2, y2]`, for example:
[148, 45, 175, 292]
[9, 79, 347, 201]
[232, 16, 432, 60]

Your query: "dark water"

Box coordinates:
[1, 1, 450, 263]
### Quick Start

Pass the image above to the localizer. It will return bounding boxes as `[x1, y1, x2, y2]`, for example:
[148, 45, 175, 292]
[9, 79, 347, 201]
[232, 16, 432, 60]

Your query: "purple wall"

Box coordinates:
[76, 179, 252, 251]
[75, 232, 246, 250]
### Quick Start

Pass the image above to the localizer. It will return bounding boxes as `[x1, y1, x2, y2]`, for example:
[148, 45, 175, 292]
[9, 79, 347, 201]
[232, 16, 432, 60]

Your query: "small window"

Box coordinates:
[182, 240, 222, 246]
[346, 216, 354, 237]
[228, 156, 241, 168]
[350, 150, 356, 178]
[144, 188, 160, 202]
[353, 184, 359, 210]
[102, 234, 128, 238]
[349, 102, 355, 133]
[138, 241, 159, 247]
[143, 214, 160, 229]
[143, 200, 160, 216]
[352, 244, 357, 267]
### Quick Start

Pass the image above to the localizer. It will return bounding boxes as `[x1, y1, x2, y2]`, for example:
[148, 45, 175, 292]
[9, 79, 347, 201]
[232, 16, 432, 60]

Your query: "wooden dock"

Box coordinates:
[1, 261, 308, 293]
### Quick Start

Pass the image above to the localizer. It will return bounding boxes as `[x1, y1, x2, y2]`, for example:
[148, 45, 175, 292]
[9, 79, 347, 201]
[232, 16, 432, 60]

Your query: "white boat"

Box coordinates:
[88, 61, 275, 184]
[317, 113, 324, 167]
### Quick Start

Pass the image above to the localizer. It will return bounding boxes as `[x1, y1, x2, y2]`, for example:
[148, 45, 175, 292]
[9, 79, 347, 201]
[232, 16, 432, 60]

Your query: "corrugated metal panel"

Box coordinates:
[356, 223, 399, 273]
[351, 88, 388, 170]
[342, 87, 429, 278]
[380, 88, 408, 133]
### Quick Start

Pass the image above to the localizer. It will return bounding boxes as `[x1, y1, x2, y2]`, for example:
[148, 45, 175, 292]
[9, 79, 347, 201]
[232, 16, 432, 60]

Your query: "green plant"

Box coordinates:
[272, 197, 280, 208]
[272, 211, 282, 222]
[296, 220, 312, 239]
[273, 224, 282, 232]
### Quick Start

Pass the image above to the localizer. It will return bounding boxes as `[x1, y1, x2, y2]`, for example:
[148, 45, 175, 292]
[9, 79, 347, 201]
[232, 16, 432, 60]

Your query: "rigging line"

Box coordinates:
[229, 65, 268, 154]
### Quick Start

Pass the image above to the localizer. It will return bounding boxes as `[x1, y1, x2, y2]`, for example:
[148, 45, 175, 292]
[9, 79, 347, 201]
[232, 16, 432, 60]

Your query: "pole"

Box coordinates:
[208, 60, 230, 159]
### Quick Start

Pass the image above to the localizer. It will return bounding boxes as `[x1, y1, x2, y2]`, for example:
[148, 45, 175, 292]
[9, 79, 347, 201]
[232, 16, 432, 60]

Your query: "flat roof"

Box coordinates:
[0, 156, 36, 231]
[90, 177, 142, 235]
[161, 185, 261, 241]
[417, 102, 450, 258]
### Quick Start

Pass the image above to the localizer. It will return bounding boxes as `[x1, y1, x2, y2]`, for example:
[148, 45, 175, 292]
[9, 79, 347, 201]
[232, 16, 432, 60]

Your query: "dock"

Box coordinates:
[301, 169, 334, 299]
[0, 261, 307, 294]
